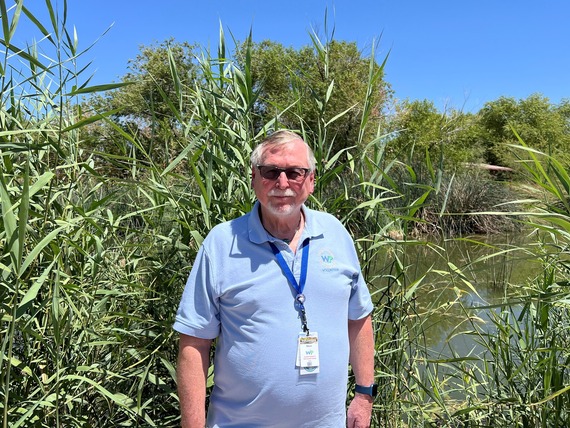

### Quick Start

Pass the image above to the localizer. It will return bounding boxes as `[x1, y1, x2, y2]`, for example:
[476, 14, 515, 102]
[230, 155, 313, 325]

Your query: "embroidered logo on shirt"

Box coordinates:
[319, 249, 339, 272]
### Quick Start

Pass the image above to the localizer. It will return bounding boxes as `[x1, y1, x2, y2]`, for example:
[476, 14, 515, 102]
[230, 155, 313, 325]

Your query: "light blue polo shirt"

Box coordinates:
[174, 202, 373, 428]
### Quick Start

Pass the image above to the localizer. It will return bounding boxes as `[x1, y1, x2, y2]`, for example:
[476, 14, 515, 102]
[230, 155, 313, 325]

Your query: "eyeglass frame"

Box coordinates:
[256, 165, 312, 182]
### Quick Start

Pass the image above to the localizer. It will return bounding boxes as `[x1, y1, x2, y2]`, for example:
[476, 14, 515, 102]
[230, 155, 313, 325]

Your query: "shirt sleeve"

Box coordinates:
[173, 245, 221, 339]
[345, 229, 373, 320]
[348, 269, 374, 320]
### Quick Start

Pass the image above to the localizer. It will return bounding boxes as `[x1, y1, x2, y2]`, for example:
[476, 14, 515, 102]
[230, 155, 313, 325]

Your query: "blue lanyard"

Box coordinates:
[269, 238, 311, 335]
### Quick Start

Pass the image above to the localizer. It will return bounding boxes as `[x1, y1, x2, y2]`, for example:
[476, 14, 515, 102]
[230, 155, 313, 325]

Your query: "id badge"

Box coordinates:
[296, 332, 320, 375]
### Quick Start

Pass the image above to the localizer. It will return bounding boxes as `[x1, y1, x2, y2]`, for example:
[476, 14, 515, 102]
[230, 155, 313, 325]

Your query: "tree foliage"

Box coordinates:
[384, 94, 570, 175]
[386, 99, 483, 170]
[82, 36, 391, 172]
[115, 39, 198, 120]
[84, 39, 199, 170]
[81, 36, 570, 181]
[236, 39, 391, 154]
[474, 94, 570, 168]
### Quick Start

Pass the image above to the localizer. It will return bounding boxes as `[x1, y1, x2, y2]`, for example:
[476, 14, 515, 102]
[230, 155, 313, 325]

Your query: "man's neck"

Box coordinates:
[260, 207, 304, 242]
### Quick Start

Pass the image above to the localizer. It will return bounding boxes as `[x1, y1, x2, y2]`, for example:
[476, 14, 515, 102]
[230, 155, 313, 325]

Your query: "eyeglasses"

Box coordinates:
[256, 165, 311, 183]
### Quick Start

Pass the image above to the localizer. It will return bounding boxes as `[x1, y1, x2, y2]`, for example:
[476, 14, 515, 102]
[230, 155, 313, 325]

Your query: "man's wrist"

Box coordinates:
[355, 383, 378, 398]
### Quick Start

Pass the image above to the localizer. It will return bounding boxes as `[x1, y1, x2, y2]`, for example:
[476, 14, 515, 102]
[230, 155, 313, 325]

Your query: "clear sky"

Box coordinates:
[11, 0, 570, 112]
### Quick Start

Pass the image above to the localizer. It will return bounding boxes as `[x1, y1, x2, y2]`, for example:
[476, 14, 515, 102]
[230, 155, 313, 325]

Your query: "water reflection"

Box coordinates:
[370, 231, 543, 353]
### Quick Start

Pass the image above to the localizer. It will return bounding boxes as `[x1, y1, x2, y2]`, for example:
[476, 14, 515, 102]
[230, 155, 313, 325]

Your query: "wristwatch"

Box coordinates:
[355, 383, 378, 397]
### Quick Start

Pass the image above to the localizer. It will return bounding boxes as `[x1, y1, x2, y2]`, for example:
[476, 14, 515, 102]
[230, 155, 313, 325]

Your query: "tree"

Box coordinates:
[475, 94, 570, 168]
[84, 39, 199, 169]
[386, 99, 482, 169]
[113, 39, 198, 122]
[236, 39, 391, 155]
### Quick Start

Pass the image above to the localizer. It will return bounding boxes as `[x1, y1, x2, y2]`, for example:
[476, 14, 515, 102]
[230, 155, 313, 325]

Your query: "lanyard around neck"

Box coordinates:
[269, 238, 311, 334]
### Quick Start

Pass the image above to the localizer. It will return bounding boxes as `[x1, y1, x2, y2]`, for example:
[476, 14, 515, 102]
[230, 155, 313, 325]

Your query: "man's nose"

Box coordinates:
[276, 171, 290, 188]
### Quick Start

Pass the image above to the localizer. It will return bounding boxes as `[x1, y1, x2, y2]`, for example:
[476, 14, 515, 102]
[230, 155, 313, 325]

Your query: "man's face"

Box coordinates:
[252, 139, 315, 219]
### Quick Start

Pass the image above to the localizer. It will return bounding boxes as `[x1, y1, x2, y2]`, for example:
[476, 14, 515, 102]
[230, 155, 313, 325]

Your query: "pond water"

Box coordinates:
[370, 230, 544, 355]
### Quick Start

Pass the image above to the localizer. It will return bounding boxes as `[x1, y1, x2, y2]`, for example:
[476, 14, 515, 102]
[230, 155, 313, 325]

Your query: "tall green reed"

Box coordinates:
[1, 1, 175, 426]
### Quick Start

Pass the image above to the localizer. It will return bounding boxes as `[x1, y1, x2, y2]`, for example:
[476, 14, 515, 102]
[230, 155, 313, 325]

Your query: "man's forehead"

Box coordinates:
[264, 139, 305, 156]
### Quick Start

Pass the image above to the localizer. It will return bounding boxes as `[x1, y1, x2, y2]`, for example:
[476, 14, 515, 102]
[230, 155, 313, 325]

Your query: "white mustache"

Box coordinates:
[268, 190, 296, 197]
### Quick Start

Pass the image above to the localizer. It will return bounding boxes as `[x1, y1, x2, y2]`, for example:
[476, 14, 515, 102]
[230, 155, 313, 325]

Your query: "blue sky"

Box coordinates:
[12, 0, 570, 112]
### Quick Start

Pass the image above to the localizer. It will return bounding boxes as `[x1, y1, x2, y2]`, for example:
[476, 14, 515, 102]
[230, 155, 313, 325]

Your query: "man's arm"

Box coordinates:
[177, 334, 213, 428]
[347, 314, 375, 428]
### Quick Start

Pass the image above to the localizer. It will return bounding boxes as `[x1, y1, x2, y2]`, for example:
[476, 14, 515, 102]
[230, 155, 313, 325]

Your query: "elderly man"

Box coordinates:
[174, 130, 376, 427]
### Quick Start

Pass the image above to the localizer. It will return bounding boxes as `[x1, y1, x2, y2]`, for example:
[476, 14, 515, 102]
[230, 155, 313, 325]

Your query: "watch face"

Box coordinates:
[372, 384, 378, 396]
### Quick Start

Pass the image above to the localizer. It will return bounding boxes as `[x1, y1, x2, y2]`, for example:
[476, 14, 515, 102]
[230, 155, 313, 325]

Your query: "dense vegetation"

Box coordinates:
[2, 1, 570, 427]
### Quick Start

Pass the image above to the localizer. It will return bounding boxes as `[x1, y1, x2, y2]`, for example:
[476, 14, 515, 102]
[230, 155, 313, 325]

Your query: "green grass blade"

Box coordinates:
[0, 0, 10, 45]
[0, 39, 52, 73]
[16, 260, 56, 319]
[66, 82, 131, 96]
[44, 0, 59, 39]
[8, 0, 23, 43]
[20, 225, 65, 275]
[0, 160, 18, 271]
[16, 156, 29, 275]
[61, 108, 121, 132]
[21, 3, 54, 44]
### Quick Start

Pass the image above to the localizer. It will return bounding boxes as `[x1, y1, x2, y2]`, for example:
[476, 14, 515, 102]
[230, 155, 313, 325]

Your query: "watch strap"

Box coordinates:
[355, 383, 378, 397]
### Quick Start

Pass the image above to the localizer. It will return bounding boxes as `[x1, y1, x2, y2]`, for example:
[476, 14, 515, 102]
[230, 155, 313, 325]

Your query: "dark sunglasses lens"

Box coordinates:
[259, 167, 280, 180]
[286, 170, 302, 180]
